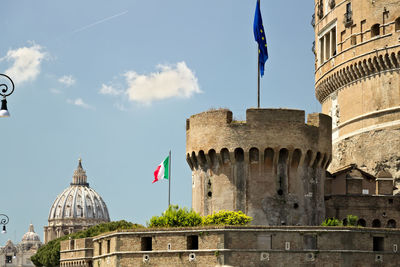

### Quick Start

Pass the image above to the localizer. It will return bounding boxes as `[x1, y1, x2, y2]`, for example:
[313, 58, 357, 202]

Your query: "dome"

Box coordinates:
[22, 224, 40, 243]
[48, 159, 110, 222]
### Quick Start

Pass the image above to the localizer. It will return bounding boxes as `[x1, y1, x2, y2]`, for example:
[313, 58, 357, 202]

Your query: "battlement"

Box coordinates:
[186, 108, 331, 158]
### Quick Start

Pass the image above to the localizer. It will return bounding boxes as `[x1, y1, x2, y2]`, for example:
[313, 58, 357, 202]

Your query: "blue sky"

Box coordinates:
[0, 0, 318, 243]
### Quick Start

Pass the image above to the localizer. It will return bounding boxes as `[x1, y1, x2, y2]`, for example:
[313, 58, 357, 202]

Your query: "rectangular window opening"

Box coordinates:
[373, 237, 384, 251]
[187, 235, 199, 250]
[5, 256, 12, 263]
[98, 242, 102, 255]
[107, 240, 110, 254]
[141, 237, 152, 251]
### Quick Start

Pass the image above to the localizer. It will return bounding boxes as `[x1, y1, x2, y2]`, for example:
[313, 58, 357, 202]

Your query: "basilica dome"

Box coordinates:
[45, 159, 110, 243]
[48, 159, 110, 222]
[21, 224, 40, 243]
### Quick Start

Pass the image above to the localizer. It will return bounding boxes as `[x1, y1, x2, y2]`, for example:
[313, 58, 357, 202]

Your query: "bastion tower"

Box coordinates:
[186, 108, 331, 226]
[313, 0, 400, 180]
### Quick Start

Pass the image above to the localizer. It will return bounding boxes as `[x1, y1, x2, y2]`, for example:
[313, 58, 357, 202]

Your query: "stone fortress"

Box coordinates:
[186, 108, 331, 226]
[58, 0, 400, 266]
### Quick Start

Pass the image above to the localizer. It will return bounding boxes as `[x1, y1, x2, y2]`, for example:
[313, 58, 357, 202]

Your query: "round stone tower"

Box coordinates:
[313, 0, 400, 181]
[186, 108, 332, 226]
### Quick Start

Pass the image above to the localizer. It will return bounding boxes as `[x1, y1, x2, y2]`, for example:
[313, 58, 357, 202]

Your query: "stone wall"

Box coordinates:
[186, 108, 332, 226]
[60, 226, 400, 267]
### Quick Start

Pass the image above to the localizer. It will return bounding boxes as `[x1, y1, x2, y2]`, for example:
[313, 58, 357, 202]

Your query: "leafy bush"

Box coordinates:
[321, 218, 342, 226]
[203, 210, 252, 226]
[31, 220, 141, 267]
[148, 205, 203, 227]
[346, 215, 358, 227]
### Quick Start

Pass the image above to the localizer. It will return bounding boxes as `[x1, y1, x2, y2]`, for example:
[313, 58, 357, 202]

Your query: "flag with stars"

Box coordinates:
[254, 0, 268, 77]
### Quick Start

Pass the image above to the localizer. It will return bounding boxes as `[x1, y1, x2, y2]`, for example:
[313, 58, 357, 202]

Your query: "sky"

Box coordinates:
[0, 0, 318, 244]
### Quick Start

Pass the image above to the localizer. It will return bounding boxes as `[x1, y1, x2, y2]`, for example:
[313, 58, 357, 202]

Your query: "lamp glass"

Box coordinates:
[0, 109, 10, 117]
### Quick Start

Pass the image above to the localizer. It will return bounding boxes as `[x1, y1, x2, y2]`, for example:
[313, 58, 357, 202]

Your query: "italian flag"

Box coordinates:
[153, 156, 169, 183]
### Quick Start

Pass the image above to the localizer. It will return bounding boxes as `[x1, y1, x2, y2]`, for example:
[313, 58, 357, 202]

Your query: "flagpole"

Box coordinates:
[168, 150, 171, 208]
[257, 51, 260, 108]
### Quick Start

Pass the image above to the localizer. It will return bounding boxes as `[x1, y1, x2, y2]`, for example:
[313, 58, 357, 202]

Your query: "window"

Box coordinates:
[70, 239, 75, 250]
[107, 240, 111, 254]
[141, 237, 152, 251]
[371, 24, 380, 38]
[395, 17, 400, 32]
[351, 35, 357, 45]
[318, 25, 337, 65]
[357, 219, 366, 227]
[187, 235, 199, 250]
[344, 3, 352, 26]
[98, 242, 102, 255]
[372, 219, 381, 228]
[387, 219, 396, 228]
[360, 20, 366, 42]
[373, 237, 384, 251]
[5, 256, 12, 263]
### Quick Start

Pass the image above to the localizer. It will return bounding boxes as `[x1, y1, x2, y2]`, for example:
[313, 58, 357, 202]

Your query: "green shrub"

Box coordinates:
[147, 205, 203, 227]
[203, 210, 252, 226]
[31, 220, 141, 267]
[321, 218, 342, 226]
[346, 215, 358, 227]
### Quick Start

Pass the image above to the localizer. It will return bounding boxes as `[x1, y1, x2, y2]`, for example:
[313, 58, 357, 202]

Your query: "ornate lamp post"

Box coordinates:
[0, 214, 9, 233]
[0, 74, 15, 118]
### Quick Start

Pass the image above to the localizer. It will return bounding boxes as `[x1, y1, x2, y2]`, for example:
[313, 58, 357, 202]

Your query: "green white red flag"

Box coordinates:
[153, 156, 169, 183]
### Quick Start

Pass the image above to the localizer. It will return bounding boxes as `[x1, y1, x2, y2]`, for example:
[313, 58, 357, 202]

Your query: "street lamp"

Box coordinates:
[0, 74, 15, 118]
[0, 214, 9, 233]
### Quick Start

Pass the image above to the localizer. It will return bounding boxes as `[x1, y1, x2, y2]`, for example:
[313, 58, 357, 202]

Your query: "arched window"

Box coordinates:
[372, 219, 381, 228]
[395, 17, 400, 32]
[371, 24, 380, 38]
[249, 147, 259, 163]
[357, 218, 366, 227]
[387, 219, 396, 228]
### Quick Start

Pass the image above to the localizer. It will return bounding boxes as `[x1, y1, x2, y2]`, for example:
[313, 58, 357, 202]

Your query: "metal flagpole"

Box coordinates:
[168, 150, 171, 208]
[258, 50, 260, 108]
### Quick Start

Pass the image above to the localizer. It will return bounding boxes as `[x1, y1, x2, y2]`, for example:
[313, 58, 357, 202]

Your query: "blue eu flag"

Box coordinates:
[254, 0, 268, 77]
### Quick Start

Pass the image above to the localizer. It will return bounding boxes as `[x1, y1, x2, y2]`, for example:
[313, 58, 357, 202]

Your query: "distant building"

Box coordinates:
[44, 159, 110, 243]
[0, 224, 42, 267]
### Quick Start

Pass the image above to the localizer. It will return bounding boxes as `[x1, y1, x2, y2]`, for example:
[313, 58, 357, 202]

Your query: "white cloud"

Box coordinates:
[67, 98, 94, 110]
[2, 44, 47, 84]
[99, 84, 122, 96]
[124, 61, 201, 105]
[58, 75, 76, 87]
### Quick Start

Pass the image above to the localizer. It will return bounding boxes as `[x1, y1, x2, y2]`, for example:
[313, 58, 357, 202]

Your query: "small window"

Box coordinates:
[387, 219, 396, 228]
[372, 219, 381, 228]
[187, 235, 199, 250]
[371, 24, 380, 38]
[70, 239, 75, 250]
[389, 199, 394, 204]
[107, 240, 111, 254]
[141, 237, 152, 251]
[98, 242, 102, 255]
[351, 35, 357, 45]
[357, 219, 366, 227]
[395, 18, 400, 32]
[373, 237, 384, 251]
[362, 189, 369, 195]
[5, 256, 12, 263]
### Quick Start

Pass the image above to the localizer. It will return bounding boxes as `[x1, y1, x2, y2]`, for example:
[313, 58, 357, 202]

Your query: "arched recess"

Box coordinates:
[208, 149, 217, 169]
[357, 218, 366, 227]
[234, 148, 244, 162]
[304, 150, 313, 167]
[277, 148, 289, 195]
[395, 17, 400, 32]
[387, 219, 396, 228]
[220, 148, 230, 164]
[312, 152, 322, 168]
[198, 150, 207, 168]
[264, 148, 274, 170]
[289, 149, 302, 193]
[320, 153, 328, 169]
[191, 152, 198, 169]
[372, 219, 381, 228]
[249, 147, 259, 163]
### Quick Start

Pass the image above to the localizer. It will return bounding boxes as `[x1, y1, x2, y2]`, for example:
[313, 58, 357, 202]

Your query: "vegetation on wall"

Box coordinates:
[321, 215, 360, 227]
[31, 220, 142, 267]
[148, 205, 253, 227]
